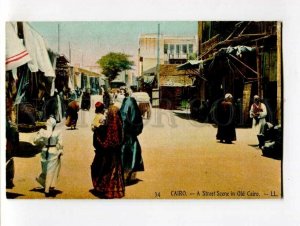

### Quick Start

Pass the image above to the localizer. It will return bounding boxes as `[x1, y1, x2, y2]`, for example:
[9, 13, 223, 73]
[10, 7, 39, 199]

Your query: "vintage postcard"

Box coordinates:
[5, 21, 283, 200]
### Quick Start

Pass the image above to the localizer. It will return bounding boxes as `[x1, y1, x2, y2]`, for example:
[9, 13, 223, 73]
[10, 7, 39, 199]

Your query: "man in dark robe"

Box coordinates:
[216, 93, 236, 144]
[120, 88, 144, 184]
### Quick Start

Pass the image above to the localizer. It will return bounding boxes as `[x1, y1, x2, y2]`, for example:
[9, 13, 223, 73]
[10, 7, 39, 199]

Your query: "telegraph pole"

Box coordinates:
[58, 23, 60, 53]
[152, 24, 160, 108]
[256, 44, 262, 98]
[69, 41, 71, 63]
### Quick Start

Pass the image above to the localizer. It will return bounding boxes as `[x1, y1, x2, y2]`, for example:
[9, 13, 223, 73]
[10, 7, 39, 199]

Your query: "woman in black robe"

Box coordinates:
[216, 93, 236, 144]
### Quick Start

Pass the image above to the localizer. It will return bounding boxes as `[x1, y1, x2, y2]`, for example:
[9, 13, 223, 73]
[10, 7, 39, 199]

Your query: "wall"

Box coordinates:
[159, 64, 193, 86]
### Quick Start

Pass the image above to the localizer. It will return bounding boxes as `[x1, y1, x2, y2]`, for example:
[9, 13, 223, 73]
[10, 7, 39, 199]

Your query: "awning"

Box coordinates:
[23, 22, 56, 77]
[76, 67, 101, 77]
[176, 60, 202, 70]
[143, 66, 157, 75]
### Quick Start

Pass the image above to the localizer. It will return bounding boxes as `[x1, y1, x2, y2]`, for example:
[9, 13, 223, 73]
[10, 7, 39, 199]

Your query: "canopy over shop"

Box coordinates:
[71, 67, 103, 94]
[5, 22, 71, 130]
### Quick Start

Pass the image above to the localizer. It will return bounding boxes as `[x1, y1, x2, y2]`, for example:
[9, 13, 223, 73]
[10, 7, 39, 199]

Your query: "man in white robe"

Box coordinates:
[249, 95, 267, 136]
[34, 116, 63, 197]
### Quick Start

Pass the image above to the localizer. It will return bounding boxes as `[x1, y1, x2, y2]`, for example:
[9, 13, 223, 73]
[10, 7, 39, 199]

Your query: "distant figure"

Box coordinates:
[91, 105, 125, 199]
[65, 100, 80, 130]
[81, 91, 91, 110]
[103, 90, 111, 109]
[249, 95, 267, 136]
[34, 116, 63, 197]
[120, 87, 144, 184]
[216, 93, 236, 144]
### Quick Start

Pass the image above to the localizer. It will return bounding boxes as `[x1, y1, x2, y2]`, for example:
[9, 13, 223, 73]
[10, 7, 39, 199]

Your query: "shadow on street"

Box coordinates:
[125, 178, 143, 187]
[15, 142, 42, 158]
[6, 192, 25, 199]
[30, 187, 63, 198]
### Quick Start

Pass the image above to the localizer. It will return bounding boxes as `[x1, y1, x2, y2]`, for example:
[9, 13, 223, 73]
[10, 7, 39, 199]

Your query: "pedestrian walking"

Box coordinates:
[249, 95, 267, 134]
[216, 93, 236, 144]
[103, 90, 111, 109]
[249, 95, 268, 145]
[120, 87, 144, 184]
[34, 115, 63, 197]
[91, 104, 125, 199]
[65, 100, 79, 129]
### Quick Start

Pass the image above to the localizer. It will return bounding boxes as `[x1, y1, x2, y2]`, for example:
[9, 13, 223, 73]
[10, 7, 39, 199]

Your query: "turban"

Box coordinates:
[225, 93, 233, 99]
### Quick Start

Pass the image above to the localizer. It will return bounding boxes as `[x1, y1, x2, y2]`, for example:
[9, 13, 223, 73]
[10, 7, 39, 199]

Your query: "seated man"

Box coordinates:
[257, 122, 274, 148]
[261, 125, 282, 159]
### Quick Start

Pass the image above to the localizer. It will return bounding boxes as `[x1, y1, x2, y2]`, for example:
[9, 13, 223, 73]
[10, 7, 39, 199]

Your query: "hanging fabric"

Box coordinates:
[22, 22, 56, 77]
[6, 22, 31, 71]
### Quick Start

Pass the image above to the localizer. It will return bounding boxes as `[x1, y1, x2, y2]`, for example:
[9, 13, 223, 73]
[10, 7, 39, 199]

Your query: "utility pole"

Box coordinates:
[58, 23, 60, 53]
[69, 41, 71, 63]
[152, 24, 160, 108]
[256, 44, 262, 98]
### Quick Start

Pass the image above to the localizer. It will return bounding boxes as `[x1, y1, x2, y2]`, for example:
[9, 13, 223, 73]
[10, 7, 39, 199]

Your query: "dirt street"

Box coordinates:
[6, 100, 282, 199]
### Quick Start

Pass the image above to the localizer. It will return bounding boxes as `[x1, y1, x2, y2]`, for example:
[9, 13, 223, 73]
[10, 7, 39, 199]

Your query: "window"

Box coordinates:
[170, 44, 174, 54]
[176, 45, 180, 54]
[188, 44, 193, 53]
[164, 44, 168, 54]
[182, 44, 187, 54]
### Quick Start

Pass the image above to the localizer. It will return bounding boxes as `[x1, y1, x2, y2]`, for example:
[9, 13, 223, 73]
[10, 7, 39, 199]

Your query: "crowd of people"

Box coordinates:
[32, 87, 144, 198]
[7, 86, 282, 198]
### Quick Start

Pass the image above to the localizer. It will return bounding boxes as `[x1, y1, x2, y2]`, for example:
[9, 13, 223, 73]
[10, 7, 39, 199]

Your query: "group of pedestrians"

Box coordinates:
[32, 88, 275, 198]
[215, 93, 268, 145]
[33, 87, 144, 198]
[90, 87, 144, 198]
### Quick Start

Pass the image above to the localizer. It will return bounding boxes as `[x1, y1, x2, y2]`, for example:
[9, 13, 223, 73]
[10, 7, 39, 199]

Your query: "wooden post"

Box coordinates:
[256, 45, 262, 98]
[198, 21, 203, 58]
[276, 22, 282, 125]
[198, 21, 204, 101]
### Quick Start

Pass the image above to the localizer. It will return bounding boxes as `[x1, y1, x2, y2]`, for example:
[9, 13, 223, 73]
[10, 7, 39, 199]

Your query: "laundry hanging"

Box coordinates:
[6, 22, 31, 71]
[23, 22, 56, 77]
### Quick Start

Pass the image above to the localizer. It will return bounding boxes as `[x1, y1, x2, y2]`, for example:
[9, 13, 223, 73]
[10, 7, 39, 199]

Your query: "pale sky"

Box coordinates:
[30, 21, 197, 67]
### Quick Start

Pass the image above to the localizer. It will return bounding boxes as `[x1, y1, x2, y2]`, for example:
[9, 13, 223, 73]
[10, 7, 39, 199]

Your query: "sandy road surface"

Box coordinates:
[6, 104, 282, 199]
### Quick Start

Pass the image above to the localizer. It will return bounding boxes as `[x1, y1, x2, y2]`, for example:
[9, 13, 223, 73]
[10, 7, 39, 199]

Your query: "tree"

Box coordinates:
[97, 52, 134, 84]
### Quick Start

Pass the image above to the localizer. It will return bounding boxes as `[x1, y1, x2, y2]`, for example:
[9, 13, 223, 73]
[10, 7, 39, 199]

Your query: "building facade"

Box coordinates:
[138, 34, 198, 76]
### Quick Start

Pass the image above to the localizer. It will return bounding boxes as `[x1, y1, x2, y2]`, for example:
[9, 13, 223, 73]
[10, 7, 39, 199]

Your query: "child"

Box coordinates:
[34, 115, 63, 197]
[91, 101, 106, 131]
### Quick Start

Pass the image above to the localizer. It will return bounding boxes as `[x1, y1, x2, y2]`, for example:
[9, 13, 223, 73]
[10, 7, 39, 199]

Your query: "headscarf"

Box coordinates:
[95, 101, 104, 113]
[95, 105, 123, 149]
[46, 115, 56, 132]
[68, 100, 79, 111]
[39, 115, 56, 139]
